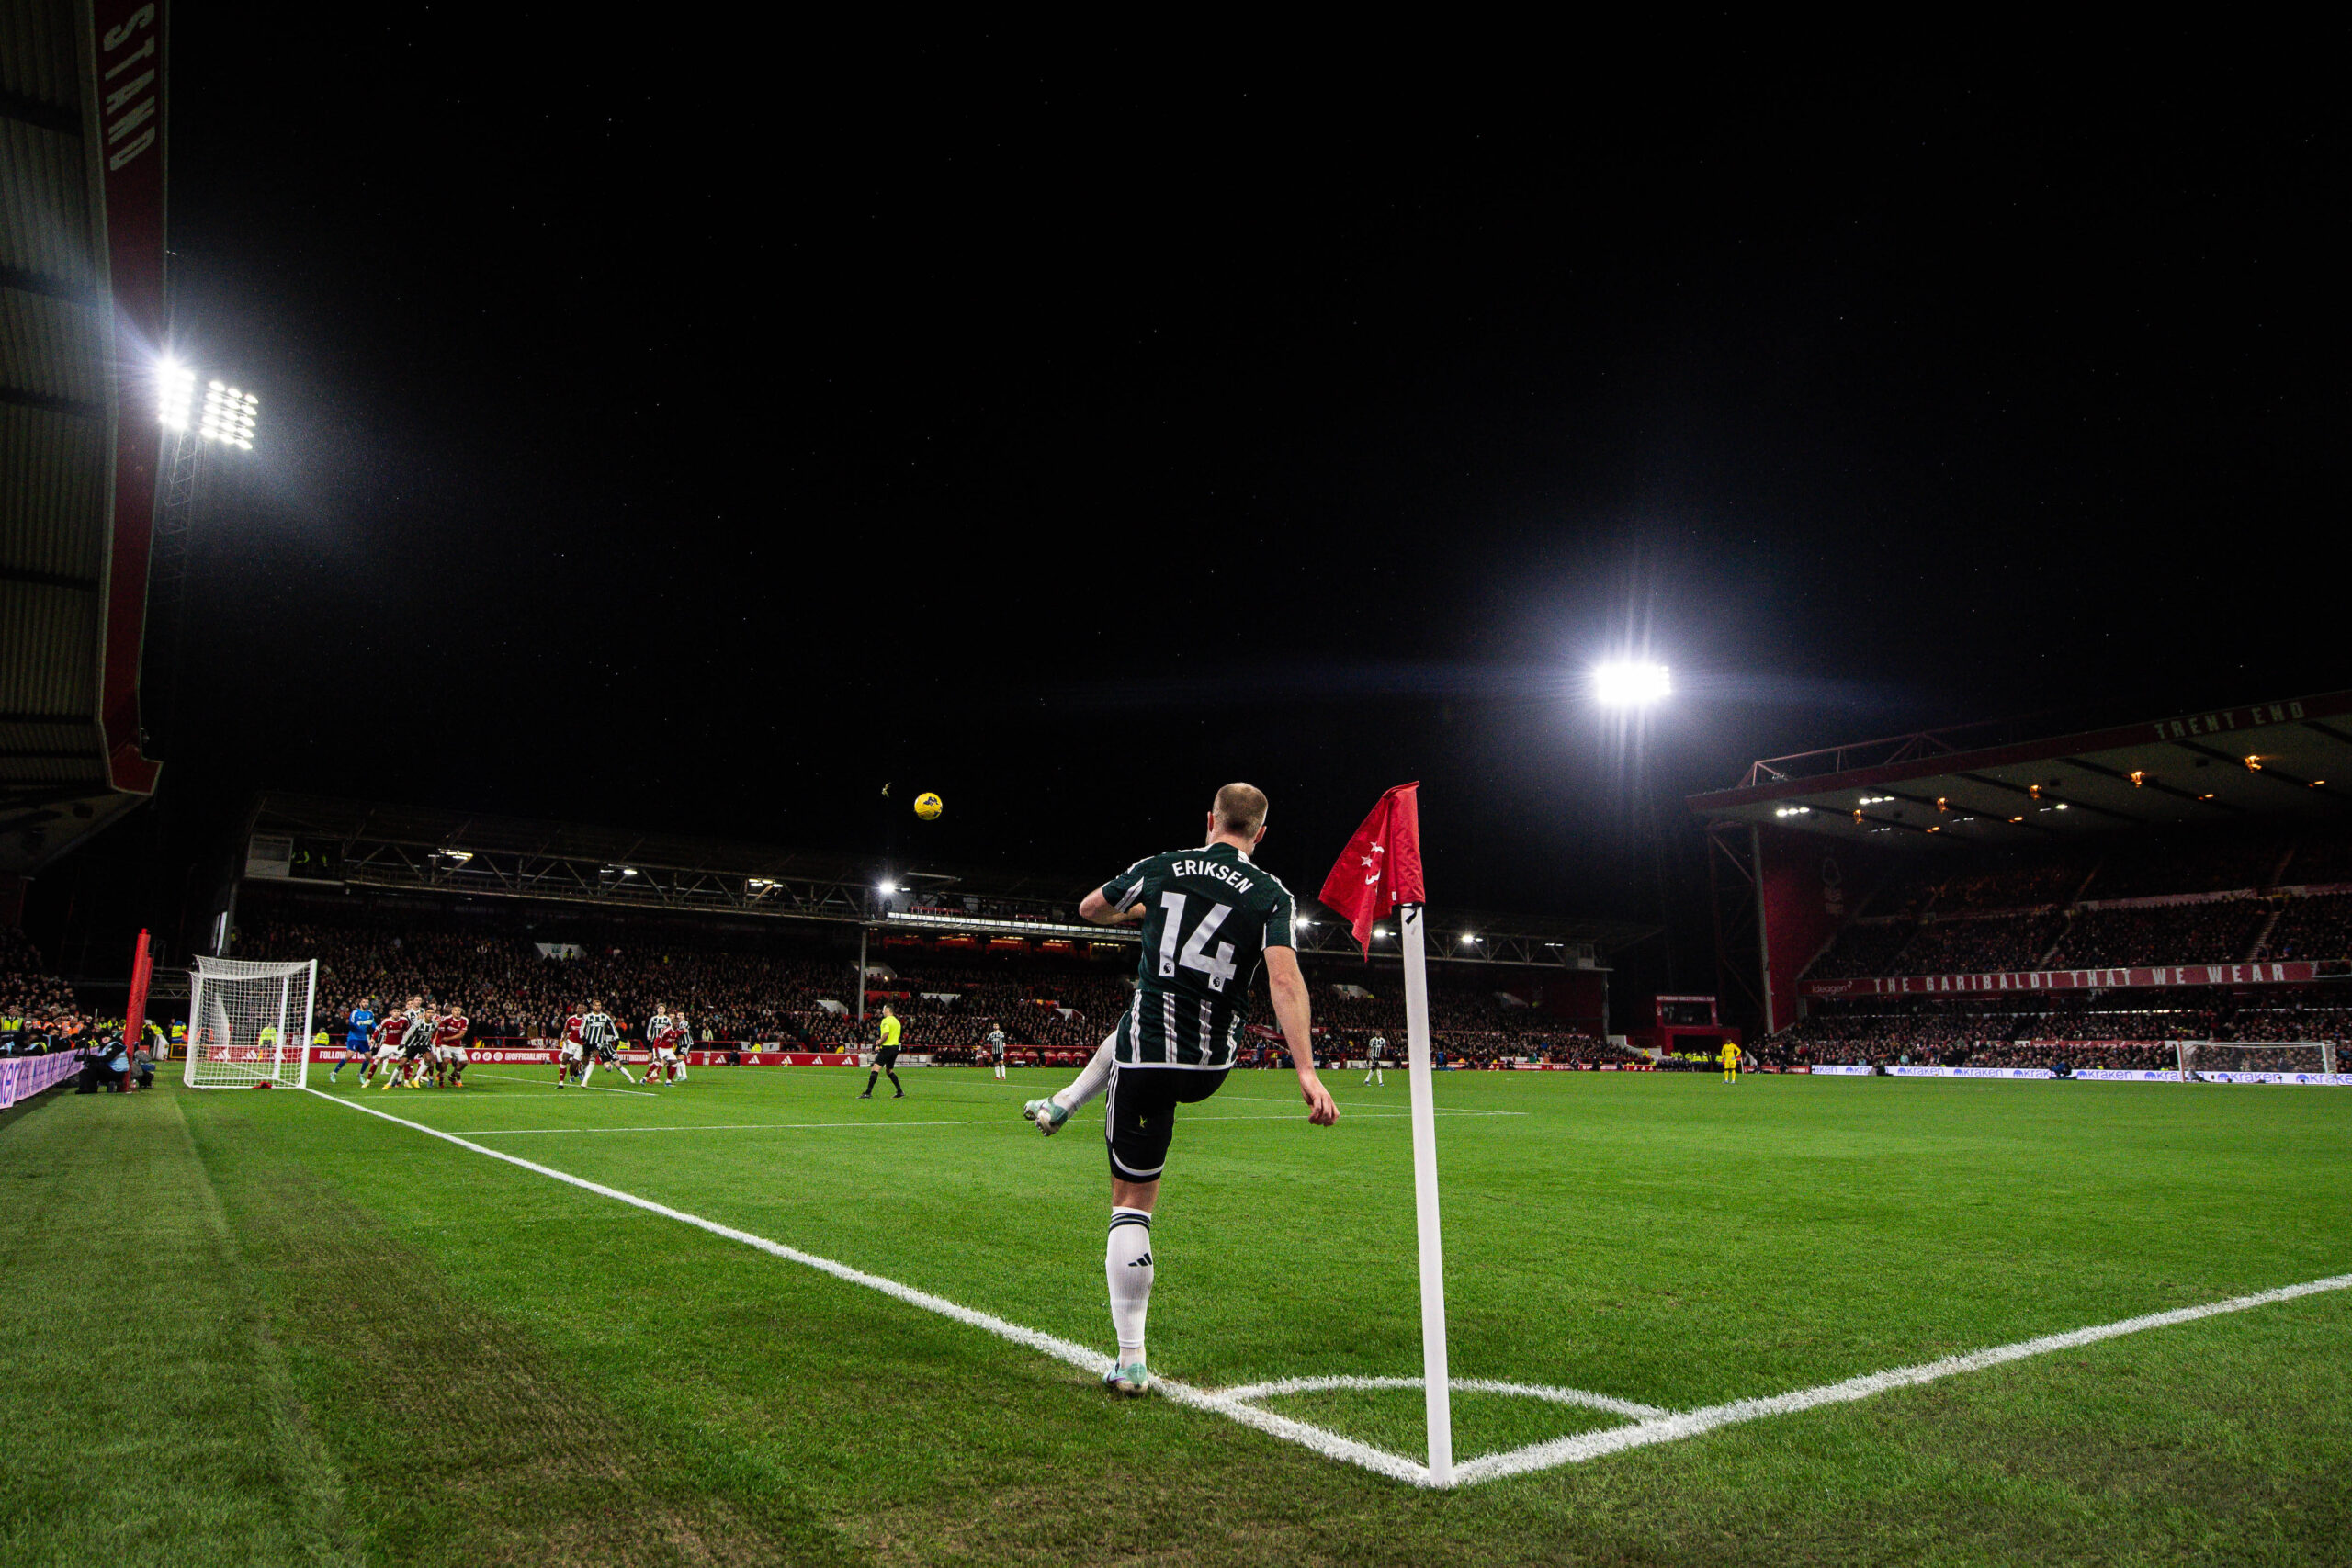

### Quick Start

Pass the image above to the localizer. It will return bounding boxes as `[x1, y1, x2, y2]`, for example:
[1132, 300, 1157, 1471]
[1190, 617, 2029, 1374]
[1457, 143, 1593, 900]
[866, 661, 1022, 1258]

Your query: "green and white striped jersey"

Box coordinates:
[1098, 841, 1296, 1069]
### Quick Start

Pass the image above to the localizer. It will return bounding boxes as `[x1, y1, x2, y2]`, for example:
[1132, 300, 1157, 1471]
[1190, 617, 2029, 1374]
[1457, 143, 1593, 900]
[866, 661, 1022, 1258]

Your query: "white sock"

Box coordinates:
[581, 1061, 595, 1085]
[1054, 1039, 1116, 1112]
[1106, 1208, 1153, 1362]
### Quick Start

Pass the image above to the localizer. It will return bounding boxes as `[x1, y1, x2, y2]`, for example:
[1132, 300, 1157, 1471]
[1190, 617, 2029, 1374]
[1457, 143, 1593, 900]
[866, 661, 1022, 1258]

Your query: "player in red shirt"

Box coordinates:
[433, 1005, 471, 1089]
[559, 1005, 587, 1086]
[647, 1005, 690, 1084]
[363, 1005, 410, 1087]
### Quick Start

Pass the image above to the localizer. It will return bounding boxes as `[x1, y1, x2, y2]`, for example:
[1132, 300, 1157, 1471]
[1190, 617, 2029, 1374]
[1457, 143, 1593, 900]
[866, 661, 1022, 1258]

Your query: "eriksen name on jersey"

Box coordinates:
[1168, 857, 1254, 893]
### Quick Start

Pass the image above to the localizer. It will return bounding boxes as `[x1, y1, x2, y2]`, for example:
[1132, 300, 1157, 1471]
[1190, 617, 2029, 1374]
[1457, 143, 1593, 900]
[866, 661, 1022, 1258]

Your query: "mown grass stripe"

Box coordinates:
[302, 1087, 1433, 1485]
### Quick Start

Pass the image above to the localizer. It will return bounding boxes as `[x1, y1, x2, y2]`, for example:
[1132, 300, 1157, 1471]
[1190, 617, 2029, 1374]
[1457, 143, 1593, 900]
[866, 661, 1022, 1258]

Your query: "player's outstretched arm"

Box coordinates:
[1078, 887, 1146, 926]
[1266, 946, 1337, 1126]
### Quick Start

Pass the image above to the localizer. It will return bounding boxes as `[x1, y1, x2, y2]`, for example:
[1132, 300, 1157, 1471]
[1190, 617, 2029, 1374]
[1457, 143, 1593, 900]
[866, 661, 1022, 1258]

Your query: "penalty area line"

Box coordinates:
[299, 1087, 1430, 1486]
[468, 1069, 658, 1098]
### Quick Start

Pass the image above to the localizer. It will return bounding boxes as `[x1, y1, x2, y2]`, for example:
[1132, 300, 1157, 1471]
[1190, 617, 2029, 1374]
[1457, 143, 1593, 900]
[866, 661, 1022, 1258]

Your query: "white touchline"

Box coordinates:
[1449, 1270, 2352, 1486]
[299, 1087, 2352, 1491]
[1218, 1375, 1667, 1421]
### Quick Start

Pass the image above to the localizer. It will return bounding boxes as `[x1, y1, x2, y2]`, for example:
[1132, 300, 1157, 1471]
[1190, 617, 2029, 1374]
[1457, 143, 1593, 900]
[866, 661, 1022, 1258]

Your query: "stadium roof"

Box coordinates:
[0, 3, 170, 872]
[1687, 689, 2352, 845]
[243, 794, 1658, 965]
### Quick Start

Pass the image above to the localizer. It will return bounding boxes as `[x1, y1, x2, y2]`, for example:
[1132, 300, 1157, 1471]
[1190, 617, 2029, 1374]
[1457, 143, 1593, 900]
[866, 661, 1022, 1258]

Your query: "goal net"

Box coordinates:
[183, 955, 318, 1089]
[2177, 1041, 2338, 1080]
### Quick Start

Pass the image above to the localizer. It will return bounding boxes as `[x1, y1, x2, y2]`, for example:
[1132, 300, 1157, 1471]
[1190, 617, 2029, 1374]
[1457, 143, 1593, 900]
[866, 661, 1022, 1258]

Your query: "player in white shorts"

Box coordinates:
[359, 1021, 397, 1086]
[432, 1004, 470, 1088]
[558, 1005, 586, 1085]
[366, 1001, 415, 1087]
[1364, 1032, 1388, 1087]
[647, 1005, 683, 1085]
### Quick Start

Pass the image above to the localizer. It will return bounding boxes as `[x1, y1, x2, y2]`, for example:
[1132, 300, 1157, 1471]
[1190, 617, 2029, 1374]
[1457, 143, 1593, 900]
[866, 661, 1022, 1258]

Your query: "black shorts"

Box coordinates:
[402, 1042, 429, 1060]
[1105, 1065, 1229, 1182]
[874, 1047, 899, 1069]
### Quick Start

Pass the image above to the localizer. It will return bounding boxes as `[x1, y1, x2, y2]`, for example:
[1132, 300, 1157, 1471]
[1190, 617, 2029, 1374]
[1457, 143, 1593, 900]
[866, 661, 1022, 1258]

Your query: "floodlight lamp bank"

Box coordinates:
[156, 360, 259, 450]
[1593, 661, 1671, 706]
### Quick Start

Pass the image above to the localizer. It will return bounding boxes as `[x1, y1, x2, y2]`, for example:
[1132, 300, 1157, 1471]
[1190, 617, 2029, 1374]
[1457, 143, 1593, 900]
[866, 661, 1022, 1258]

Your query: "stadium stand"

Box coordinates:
[232, 903, 1629, 1069]
[1894, 912, 2066, 975]
[0, 928, 78, 1018]
[2260, 893, 2352, 962]
[1690, 694, 2352, 1070]
[2048, 901, 2270, 968]
[1803, 919, 1917, 980]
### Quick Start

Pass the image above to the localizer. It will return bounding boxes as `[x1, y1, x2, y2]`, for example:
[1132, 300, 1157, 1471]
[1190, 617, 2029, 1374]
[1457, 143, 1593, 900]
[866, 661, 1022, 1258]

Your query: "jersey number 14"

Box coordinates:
[1159, 891, 1238, 991]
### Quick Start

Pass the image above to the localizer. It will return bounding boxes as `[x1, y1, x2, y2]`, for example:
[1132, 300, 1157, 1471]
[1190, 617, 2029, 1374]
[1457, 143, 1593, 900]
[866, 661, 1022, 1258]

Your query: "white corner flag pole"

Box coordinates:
[1397, 901, 1454, 1486]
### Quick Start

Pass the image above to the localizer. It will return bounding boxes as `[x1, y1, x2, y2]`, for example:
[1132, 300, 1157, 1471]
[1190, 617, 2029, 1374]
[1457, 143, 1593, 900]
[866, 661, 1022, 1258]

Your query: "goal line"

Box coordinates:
[299, 1087, 2352, 1489]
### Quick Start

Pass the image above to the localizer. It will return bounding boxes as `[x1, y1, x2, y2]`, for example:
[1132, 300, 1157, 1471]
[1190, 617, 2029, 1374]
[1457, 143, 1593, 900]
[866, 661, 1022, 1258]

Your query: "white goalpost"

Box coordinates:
[183, 955, 318, 1089]
[2175, 1040, 2339, 1081]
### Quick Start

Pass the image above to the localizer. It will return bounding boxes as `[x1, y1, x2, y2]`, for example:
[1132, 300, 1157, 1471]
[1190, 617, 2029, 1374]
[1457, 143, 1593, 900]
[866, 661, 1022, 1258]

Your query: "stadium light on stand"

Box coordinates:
[199, 379, 258, 450]
[1593, 660, 1671, 706]
[877, 881, 899, 895]
[157, 359, 195, 429]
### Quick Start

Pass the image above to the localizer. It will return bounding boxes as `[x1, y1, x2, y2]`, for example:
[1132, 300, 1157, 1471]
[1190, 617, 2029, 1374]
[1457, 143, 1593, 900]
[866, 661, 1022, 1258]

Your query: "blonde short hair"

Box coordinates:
[1213, 782, 1270, 840]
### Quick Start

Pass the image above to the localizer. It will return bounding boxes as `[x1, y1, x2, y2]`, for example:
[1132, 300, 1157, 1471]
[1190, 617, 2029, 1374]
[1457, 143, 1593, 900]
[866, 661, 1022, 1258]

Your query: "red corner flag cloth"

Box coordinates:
[1318, 783, 1427, 955]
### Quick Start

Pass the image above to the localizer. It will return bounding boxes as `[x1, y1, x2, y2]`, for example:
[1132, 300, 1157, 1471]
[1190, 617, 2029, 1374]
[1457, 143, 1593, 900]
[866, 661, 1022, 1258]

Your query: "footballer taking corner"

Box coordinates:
[1023, 782, 1338, 1395]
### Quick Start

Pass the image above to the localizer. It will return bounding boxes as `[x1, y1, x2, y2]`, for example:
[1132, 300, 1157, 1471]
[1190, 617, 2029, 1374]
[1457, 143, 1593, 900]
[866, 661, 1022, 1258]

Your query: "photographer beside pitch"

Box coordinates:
[1023, 783, 1339, 1395]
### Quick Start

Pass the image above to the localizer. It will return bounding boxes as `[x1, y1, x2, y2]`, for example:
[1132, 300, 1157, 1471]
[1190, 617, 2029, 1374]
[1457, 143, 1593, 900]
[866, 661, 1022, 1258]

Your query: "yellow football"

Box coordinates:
[914, 792, 944, 821]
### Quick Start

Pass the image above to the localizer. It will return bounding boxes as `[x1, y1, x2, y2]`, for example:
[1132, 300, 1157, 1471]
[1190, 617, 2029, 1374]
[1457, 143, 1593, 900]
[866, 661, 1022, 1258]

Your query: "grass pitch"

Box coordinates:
[4, 1066, 2346, 1566]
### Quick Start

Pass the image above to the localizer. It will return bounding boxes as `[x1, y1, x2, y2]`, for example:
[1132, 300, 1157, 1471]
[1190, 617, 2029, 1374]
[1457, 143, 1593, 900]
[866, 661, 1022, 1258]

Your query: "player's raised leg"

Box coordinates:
[1025, 1033, 1114, 1134]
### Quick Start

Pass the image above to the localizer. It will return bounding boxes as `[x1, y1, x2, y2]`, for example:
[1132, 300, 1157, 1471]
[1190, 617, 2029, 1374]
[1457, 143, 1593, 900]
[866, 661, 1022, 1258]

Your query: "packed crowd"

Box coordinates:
[2258, 893, 2352, 962]
[1759, 992, 2352, 1069]
[1936, 854, 2095, 912]
[237, 908, 1608, 1063]
[2048, 902, 2268, 968]
[2280, 833, 2352, 887]
[1804, 921, 1917, 981]
[1807, 823, 2352, 984]
[241, 919, 849, 1043]
[1894, 913, 2066, 975]
[0, 927, 82, 1027]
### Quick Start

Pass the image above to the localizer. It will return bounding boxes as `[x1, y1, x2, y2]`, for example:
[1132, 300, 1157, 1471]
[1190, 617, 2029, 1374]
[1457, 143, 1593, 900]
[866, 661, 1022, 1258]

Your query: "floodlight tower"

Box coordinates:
[1590, 657, 1679, 998]
[148, 358, 262, 749]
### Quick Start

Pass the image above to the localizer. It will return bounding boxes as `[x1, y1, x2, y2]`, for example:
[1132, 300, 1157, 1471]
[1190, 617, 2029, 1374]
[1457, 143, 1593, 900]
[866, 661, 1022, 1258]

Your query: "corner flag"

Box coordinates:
[1322, 783, 1454, 1486]
[1317, 782, 1425, 954]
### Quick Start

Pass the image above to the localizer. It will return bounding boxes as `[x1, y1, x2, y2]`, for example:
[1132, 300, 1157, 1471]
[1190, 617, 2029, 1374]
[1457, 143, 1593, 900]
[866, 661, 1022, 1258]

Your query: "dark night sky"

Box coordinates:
[144, 17, 2344, 944]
